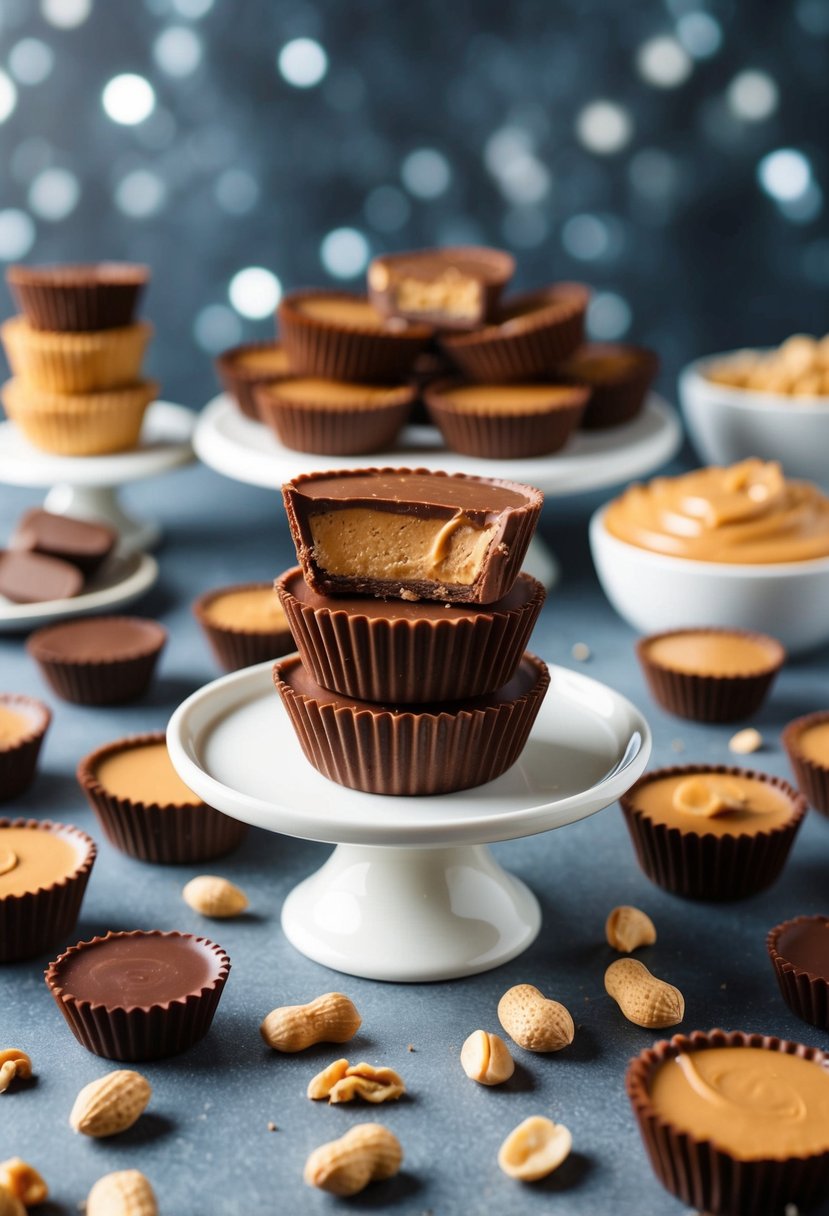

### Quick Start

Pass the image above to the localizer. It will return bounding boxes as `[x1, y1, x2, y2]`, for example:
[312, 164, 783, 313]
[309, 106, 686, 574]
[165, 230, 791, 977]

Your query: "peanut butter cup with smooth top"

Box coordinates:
[192, 581, 294, 672]
[0, 818, 95, 961]
[0, 693, 51, 802]
[255, 377, 415, 455]
[783, 710, 829, 816]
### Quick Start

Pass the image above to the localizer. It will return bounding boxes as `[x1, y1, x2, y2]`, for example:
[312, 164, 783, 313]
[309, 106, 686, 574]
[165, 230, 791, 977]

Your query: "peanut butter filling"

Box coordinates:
[644, 632, 779, 676]
[296, 297, 387, 330]
[310, 508, 495, 588]
[605, 459, 829, 564]
[438, 384, 581, 414]
[270, 378, 408, 409]
[794, 721, 829, 766]
[650, 1047, 829, 1160]
[0, 827, 82, 898]
[394, 273, 481, 321]
[0, 705, 31, 746]
[202, 587, 289, 632]
[632, 771, 795, 836]
[94, 741, 202, 807]
[234, 346, 291, 373]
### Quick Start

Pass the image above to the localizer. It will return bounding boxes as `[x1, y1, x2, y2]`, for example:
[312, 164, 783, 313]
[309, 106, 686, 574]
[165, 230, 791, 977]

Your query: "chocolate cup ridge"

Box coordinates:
[627, 1029, 829, 1216]
[782, 710, 829, 816]
[0, 693, 51, 802]
[27, 616, 167, 705]
[192, 582, 295, 672]
[7, 263, 149, 332]
[557, 343, 660, 430]
[45, 929, 230, 1061]
[768, 915, 829, 1031]
[255, 380, 415, 456]
[214, 341, 292, 421]
[0, 818, 96, 962]
[619, 764, 806, 902]
[423, 378, 589, 459]
[77, 731, 247, 864]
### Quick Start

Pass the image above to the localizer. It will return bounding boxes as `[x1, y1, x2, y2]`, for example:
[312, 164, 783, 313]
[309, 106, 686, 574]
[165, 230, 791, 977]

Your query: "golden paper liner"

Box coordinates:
[1, 378, 158, 455]
[1, 317, 152, 392]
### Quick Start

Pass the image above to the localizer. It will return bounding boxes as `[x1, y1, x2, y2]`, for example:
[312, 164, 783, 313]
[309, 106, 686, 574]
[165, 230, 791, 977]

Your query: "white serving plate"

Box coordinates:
[0, 550, 158, 632]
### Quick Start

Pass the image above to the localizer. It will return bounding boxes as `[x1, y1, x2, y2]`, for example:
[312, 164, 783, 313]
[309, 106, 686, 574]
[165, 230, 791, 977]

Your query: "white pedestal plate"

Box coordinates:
[0, 401, 195, 552]
[167, 660, 651, 982]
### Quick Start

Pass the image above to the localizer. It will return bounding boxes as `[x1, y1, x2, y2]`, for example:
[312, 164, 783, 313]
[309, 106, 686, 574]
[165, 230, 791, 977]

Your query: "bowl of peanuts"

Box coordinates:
[679, 333, 829, 488]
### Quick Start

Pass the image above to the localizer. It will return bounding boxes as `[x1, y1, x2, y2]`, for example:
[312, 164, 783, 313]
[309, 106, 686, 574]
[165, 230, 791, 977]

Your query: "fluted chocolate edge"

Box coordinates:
[0, 695, 51, 803]
[767, 915, 829, 1031]
[256, 385, 414, 456]
[782, 711, 829, 816]
[7, 266, 148, 332]
[192, 582, 295, 672]
[28, 620, 166, 706]
[214, 341, 292, 420]
[424, 387, 588, 459]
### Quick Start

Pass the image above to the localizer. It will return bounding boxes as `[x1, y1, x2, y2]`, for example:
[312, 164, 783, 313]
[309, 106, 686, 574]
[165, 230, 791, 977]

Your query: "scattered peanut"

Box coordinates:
[86, 1170, 157, 1216]
[605, 958, 685, 1028]
[605, 906, 657, 953]
[307, 1057, 349, 1100]
[0, 851, 16, 877]
[0, 1186, 24, 1216]
[498, 1116, 572, 1182]
[307, 1059, 405, 1104]
[497, 984, 575, 1052]
[729, 727, 763, 755]
[460, 1030, 515, 1085]
[0, 1050, 31, 1094]
[182, 874, 248, 918]
[260, 992, 361, 1052]
[70, 1070, 152, 1138]
[0, 1159, 47, 1207]
[571, 642, 591, 662]
[673, 775, 746, 818]
[304, 1123, 403, 1197]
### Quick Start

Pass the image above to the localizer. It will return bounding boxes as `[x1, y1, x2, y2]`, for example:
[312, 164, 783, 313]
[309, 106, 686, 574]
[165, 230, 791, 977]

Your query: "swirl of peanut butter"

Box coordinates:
[605, 459, 829, 564]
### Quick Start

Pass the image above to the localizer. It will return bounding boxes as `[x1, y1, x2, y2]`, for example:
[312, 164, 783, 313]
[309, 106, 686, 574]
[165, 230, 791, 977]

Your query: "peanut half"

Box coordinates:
[498, 1116, 572, 1181]
[605, 906, 657, 953]
[605, 958, 685, 1028]
[182, 874, 248, 918]
[0, 1159, 47, 1207]
[460, 1030, 515, 1085]
[86, 1170, 158, 1216]
[307, 1060, 405, 1104]
[304, 1123, 403, 1197]
[70, 1070, 152, 1138]
[498, 984, 575, 1052]
[0, 1050, 31, 1094]
[260, 992, 361, 1052]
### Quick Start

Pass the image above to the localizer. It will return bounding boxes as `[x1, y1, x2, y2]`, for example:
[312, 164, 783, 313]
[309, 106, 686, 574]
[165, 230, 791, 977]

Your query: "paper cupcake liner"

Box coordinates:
[440, 285, 589, 383]
[214, 342, 293, 420]
[627, 1029, 829, 1216]
[0, 694, 51, 803]
[1, 378, 157, 456]
[767, 916, 829, 1031]
[7, 264, 148, 332]
[279, 291, 433, 383]
[192, 584, 295, 673]
[424, 385, 588, 459]
[256, 384, 414, 456]
[277, 567, 545, 702]
[1, 318, 152, 393]
[636, 629, 784, 723]
[782, 711, 829, 816]
[27, 617, 166, 706]
[620, 765, 806, 901]
[45, 931, 230, 1061]
[273, 652, 549, 796]
[77, 733, 247, 864]
[0, 819, 96, 963]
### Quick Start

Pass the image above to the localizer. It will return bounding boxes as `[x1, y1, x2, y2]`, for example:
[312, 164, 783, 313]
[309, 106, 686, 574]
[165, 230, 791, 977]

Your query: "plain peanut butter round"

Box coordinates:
[644, 632, 781, 677]
[0, 827, 83, 898]
[94, 741, 202, 807]
[201, 587, 288, 633]
[631, 771, 795, 837]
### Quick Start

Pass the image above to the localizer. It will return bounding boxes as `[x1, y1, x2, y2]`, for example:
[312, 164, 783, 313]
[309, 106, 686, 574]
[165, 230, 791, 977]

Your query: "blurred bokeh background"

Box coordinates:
[0, 0, 826, 409]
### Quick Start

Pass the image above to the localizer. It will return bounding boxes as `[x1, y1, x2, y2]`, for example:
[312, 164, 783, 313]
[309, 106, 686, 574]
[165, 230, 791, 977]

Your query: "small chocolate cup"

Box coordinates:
[279, 290, 433, 383]
[273, 652, 550, 796]
[555, 343, 660, 430]
[276, 566, 545, 702]
[620, 764, 806, 901]
[214, 341, 293, 421]
[440, 284, 589, 383]
[45, 930, 230, 1061]
[636, 628, 785, 723]
[768, 915, 829, 1031]
[0, 818, 96, 962]
[0, 693, 51, 802]
[627, 1029, 829, 1216]
[782, 711, 829, 816]
[367, 245, 515, 330]
[27, 616, 167, 705]
[255, 380, 415, 455]
[423, 378, 589, 459]
[6, 263, 149, 332]
[77, 732, 247, 864]
[192, 582, 295, 672]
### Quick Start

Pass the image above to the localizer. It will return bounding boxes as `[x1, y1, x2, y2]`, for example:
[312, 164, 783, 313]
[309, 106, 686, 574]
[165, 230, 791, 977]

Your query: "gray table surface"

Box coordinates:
[2, 453, 829, 1216]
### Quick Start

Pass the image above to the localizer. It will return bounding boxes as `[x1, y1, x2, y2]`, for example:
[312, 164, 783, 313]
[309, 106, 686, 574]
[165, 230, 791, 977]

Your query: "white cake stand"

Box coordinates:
[193, 392, 681, 585]
[0, 401, 195, 552]
[167, 660, 651, 982]
[0, 550, 158, 632]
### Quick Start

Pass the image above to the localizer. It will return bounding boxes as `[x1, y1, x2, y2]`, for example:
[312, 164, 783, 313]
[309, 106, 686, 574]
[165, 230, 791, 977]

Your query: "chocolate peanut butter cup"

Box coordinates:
[45, 930, 230, 1060]
[620, 765, 806, 901]
[27, 616, 167, 705]
[277, 566, 545, 702]
[214, 341, 293, 420]
[283, 467, 543, 605]
[636, 628, 785, 723]
[77, 732, 246, 863]
[1, 377, 158, 456]
[1, 317, 153, 393]
[782, 710, 829, 816]
[0, 818, 96, 962]
[192, 581, 295, 672]
[279, 291, 433, 383]
[255, 377, 415, 455]
[367, 246, 515, 330]
[0, 693, 51, 802]
[10, 509, 116, 578]
[555, 342, 659, 429]
[7, 263, 149, 332]
[439, 283, 589, 382]
[273, 651, 549, 796]
[423, 379, 589, 459]
[627, 1029, 829, 1216]
[0, 549, 83, 603]
[768, 915, 829, 1031]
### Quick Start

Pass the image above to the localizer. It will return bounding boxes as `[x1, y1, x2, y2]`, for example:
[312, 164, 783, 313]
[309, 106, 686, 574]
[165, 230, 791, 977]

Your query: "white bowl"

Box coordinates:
[679, 353, 829, 489]
[589, 504, 829, 654]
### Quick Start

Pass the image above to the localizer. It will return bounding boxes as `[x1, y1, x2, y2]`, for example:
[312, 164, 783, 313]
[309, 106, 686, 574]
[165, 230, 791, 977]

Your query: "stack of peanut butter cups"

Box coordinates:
[2, 262, 157, 455]
[273, 466, 549, 796]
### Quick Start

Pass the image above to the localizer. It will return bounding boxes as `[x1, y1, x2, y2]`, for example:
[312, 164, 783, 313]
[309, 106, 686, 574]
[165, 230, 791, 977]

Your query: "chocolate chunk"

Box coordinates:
[282, 467, 543, 605]
[367, 246, 515, 330]
[10, 509, 116, 577]
[0, 549, 84, 603]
